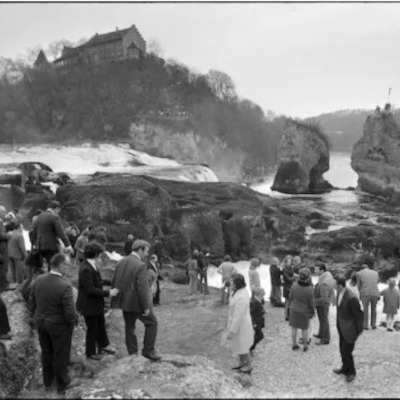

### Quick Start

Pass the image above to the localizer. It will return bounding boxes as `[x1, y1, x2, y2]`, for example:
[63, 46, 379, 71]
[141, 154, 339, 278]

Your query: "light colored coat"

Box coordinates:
[249, 268, 261, 292]
[356, 268, 380, 298]
[226, 287, 253, 355]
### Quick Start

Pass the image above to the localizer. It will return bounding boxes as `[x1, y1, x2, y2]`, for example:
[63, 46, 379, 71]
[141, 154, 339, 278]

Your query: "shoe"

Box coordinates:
[285, 317, 289, 321]
[388, 328, 393, 332]
[239, 365, 253, 374]
[346, 374, 356, 382]
[316, 340, 330, 345]
[142, 351, 161, 362]
[0, 333, 12, 340]
[292, 345, 300, 351]
[372, 326, 377, 330]
[128, 351, 138, 356]
[303, 345, 308, 352]
[299, 338, 311, 345]
[333, 368, 346, 375]
[363, 327, 369, 330]
[99, 346, 116, 355]
[313, 334, 322, 339]
[232, 364, 244, 370]
[87, 354, 103, 361]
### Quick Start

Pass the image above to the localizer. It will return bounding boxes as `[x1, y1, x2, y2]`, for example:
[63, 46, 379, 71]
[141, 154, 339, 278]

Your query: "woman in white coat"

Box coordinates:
[226, 273, 254, 373]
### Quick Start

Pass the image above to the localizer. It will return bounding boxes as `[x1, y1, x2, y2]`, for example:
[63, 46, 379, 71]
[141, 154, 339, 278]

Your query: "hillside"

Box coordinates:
[0, 54, 282, 181]
[305, 108, 400, 152]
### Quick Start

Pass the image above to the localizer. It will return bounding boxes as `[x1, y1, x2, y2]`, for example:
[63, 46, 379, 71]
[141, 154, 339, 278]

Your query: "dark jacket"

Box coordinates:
[336, 288, 364, 343]
[7, 230, 27, 260]
[124, 239, 134, 256]
[289, 281, 315, 317]
[33, 209, 70, 251]
[29, 273, 77, 326]
[76, 260, 109, 316]
[282, 265, 295, 298]
[270, 264, 282, 286]
[250, 297, 265, 328]
[111, 253, 150, 313]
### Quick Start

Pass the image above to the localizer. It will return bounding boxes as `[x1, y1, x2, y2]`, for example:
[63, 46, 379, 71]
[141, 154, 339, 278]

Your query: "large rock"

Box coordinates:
[272, 119, 333, 194]
[351, 106, 400, 200]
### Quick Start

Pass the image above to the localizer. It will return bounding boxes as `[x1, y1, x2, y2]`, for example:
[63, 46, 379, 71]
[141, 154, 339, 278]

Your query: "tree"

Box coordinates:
[206, 69, 236, 101]
[147, 38, 164, 58]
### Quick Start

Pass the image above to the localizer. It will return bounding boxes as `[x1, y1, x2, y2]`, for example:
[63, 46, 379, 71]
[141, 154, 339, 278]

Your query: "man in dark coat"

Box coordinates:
[32, 200, 72, 270]
[29, 253, 77, 395]
[111, 240, 161, 361]
[250, 287, 266, 355]
[333, 274, 364, 383]
[269, 257, 284, 307]
[76, 242, 117, 360]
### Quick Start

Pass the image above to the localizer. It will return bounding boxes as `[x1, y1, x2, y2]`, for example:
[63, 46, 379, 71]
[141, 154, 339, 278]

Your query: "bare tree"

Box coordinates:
[206, 69, 236, 101]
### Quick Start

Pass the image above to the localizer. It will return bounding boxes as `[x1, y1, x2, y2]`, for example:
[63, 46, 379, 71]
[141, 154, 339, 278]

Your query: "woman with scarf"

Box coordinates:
[314, 263, 336, 345]
[289, 268, 315, 352]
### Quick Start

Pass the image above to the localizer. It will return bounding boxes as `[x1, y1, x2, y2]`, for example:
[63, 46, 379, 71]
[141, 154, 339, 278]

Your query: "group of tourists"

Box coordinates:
[186, 248, 210, 296]
[0, 201, 164, 395]
[219, 253, 400, 383]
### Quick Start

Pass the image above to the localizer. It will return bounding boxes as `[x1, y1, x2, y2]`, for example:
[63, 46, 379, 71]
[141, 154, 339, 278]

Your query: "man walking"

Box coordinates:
[29, 253, 77, 395]
[356, 263, 380, 330]
[33, 200, 73, 270]
[333, 274, 364, 383]
[314, 263, 335, 345]
[111, 239, 161, 361]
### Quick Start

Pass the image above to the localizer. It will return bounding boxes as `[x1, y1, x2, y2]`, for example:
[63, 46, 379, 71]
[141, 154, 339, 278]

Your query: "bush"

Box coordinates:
[170, 267, 189, 285]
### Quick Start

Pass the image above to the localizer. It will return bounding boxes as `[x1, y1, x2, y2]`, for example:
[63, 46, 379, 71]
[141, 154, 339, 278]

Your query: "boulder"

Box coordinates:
[351, 106, 400, 200]
[68, 354, 252, 399]
[272, 119, 333, 194]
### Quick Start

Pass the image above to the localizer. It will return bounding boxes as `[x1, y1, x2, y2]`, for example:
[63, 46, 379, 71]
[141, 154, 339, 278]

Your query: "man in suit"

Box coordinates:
[356, 263, 380, 330]
[33, 200, 73, 270]
[29, 253, 77, 395]
[76, 241, 118, 360]
[269, 257, 284, 307]
[111, 239, 161, 361]
[333, 274, 364, 383]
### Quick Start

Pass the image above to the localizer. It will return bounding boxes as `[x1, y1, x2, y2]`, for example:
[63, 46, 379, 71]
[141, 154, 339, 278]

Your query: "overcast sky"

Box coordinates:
[1, 2, 400, 118]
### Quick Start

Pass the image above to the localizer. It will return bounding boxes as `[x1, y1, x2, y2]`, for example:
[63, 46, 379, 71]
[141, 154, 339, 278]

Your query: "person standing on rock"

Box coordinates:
[33, 200, 73, 271]
[29, 253, 78, 395]
[76, 241, 118, 361]
[314, 263, 335, 345]
[248, 258, 261, 296]
[217, 255, 236, 304]
[225, 273, 253, 373]
[282, 255, 295, 321]
[269, 257, 284, 307]
[333, 274, 364, 383]
[356, 263, 380, 330]
[111, 239, 161, 361]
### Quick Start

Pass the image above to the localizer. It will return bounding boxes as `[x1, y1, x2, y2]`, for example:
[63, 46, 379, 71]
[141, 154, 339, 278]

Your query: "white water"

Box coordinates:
[0, 143, 218, 183]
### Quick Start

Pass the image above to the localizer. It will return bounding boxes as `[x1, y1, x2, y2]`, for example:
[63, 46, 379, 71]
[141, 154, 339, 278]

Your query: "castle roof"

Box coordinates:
[34, 49, 49, 67]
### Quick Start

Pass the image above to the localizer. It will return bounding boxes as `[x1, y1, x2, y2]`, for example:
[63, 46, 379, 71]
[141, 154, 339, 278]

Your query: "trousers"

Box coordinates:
[83, 314, 109, 357]
[38, 319, 73, 392]
[123, 310, 158, 355]
[338, 328, 356, 375]
[250, 325, 264, 351]
[360, 295, 379, 329]
[316, 303, 330, 341]
[9, 258, 25, 284]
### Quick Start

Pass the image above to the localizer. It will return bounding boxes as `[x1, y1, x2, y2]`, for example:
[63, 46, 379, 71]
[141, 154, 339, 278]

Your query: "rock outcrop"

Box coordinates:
[351, 106, 400, 200]
[272, 120, 332, 194]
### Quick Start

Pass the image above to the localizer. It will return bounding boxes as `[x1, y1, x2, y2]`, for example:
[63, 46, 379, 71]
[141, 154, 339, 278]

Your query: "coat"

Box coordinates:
[33, 209, 70, 251]
[356, 268, 380, 298]
[111, 253, 150, 314]
[76, 260, 109, 316]
[226, 287, 253, 355]
[289, 281, 315, 317]
[270, 264, 282, 286]
[250, 297, 265, 328]
[314, 271, 335, 306]
[282, 264, 295, 298]
[7, 230, 27, 260]
[249, 268, 261, 292]
[336, 288, 364, 343]
[29, 272, 77, 326]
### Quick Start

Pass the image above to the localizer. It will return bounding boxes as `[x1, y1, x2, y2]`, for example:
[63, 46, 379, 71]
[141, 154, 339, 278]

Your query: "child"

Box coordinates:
[249, 287, 266, 356]
[380, 278, 400, 332]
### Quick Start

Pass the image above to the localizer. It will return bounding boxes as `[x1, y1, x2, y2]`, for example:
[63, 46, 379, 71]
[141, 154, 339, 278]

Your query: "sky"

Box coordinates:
[1, 2, 400, 118]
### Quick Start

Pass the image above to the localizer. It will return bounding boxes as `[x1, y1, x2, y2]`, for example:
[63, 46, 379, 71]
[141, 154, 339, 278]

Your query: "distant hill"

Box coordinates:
[305, 108, 400, 152]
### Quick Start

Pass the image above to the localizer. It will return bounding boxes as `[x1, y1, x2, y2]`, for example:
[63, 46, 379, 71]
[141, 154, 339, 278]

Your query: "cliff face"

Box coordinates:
[351, 108, 400, 199]
[271, 120, 332, 194]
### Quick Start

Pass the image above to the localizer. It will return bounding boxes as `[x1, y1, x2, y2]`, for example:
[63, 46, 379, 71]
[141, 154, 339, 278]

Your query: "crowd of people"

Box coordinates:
[1, 199, 400, 394]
